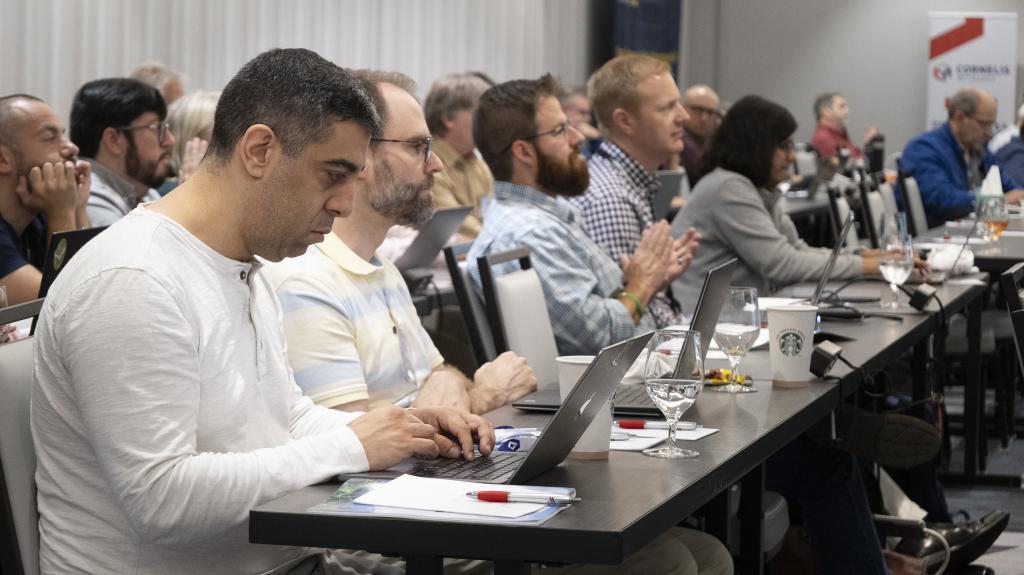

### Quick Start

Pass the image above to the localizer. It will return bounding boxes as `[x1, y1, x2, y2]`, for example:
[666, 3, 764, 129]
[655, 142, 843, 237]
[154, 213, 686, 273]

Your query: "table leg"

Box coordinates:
[738, 464, 765, 575]
[964, 297, 981, 479]
[406, 554, 443, 575]
[702, 489, 730, 548]
[912, 339, 929, 418]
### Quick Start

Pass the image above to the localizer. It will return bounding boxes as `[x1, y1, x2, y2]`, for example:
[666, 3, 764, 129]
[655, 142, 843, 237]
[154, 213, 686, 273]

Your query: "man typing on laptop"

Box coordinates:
[265, 70, 538, 415]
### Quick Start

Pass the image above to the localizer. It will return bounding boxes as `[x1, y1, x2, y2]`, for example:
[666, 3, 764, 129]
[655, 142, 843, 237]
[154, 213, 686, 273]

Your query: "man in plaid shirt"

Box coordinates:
[572, 55, 699, 327]
[467, 75, 698, 358]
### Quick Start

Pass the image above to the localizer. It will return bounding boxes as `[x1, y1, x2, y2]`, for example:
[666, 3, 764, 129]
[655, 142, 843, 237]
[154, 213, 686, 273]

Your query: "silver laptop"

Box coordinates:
[514, 258, 738, 416]
[343, 332, 653, 484]
[393, 206, 472, 271]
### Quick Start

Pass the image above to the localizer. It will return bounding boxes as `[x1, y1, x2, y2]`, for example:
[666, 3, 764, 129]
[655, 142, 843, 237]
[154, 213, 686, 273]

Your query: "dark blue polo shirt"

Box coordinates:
[0, 214, 46, 278]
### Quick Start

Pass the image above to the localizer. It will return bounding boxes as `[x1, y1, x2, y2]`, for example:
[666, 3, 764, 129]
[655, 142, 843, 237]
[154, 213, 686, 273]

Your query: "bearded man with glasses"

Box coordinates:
[70, 77, 176, 226]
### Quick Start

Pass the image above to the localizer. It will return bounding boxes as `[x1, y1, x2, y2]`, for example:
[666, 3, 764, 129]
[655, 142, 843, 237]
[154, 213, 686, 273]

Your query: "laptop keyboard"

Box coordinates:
[414, 449, 523, 482]
[615, 385, 654, 407]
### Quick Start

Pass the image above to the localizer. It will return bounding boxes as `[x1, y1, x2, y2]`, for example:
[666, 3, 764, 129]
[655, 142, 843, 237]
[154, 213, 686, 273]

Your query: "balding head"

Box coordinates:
[682, 85, 721, 141]
[948, 87, 997, 151]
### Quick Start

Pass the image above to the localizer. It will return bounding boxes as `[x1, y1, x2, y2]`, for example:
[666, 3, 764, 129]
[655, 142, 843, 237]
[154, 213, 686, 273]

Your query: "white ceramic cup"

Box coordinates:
[556, 355, 611, 460]
[766, 305, 818, 383]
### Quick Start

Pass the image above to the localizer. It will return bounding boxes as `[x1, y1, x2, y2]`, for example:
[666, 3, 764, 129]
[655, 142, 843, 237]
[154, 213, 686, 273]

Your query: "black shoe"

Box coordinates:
[830, 405, 941, 468]
[894, 511, 1009, 573]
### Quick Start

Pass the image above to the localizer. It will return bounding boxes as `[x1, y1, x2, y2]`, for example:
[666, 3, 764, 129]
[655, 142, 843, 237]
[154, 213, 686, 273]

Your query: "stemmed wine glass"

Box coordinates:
[978, 195, 1009, 241]
[642, 329, 704, 459]
[879, 226, 913, 309]
[711, 287, 760, 394]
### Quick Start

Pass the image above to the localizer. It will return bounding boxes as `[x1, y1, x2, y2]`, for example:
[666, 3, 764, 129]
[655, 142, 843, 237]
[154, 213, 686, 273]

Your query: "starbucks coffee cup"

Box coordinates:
[766, 305, 818, 383]
[557, 355, 611, 460]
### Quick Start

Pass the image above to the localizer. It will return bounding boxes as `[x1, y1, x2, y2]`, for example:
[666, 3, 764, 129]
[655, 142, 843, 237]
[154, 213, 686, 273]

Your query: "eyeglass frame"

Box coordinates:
[684, 103, 720, 118]
[500, 122, 571, 154]
[115, 120, 172, 143]
[371, 136, 433, 163]
[966, 113, 996, 131]
[777, 138, 796, 153]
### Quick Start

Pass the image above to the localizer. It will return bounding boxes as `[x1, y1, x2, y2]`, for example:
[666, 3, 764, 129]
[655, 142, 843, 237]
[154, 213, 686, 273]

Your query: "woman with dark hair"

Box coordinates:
[670, 95, 880, 310]
[672, 96, 895, 574]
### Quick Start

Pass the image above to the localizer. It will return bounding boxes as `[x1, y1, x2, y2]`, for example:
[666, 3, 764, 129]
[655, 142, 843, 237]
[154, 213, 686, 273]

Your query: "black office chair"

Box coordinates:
[856, 168, 882, 249]
[999, 262, 1024, 434]
[476, 246, 533, 355]
[442, 243, 497, 368]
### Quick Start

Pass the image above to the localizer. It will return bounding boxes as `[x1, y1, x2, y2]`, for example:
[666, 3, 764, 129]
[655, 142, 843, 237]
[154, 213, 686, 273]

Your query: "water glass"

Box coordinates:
[711, 287, 760, 393]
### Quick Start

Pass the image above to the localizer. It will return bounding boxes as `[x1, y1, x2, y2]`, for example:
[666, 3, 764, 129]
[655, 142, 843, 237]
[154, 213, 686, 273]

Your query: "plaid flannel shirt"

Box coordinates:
[573, 141, 681, 326]
[467, 181, 656, 356]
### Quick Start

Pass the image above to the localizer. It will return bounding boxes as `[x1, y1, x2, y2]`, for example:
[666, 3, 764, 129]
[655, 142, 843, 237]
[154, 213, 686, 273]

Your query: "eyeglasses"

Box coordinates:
[372, 136, 433, 163]
[968, 115, 996, 130]
[116, 120, 172, 142]
[685, 104, 720, 118]
[500, 123, 570, 154]
[778, 139, 796, 153]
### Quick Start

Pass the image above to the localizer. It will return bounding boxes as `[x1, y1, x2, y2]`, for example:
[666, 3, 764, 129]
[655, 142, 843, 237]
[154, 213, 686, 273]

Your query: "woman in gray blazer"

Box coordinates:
[671, 95, 880, 314]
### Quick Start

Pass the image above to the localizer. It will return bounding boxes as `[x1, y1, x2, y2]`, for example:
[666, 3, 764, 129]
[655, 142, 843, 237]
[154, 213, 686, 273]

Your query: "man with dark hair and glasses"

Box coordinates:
[33, 49, 492, 574]
[266, 69, 538, 417]
[680, 84, 722, 187]
[900, 86, 1024, 227]
[70, 77, 176, 226]
[0, 94, 92, 306]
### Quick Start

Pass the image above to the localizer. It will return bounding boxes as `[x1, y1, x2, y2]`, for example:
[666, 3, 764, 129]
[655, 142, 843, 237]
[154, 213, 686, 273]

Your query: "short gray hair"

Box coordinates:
[351, 69, 418, 130]
[424, 73, 491, 137]
[131, 61, 184, 92]
[948, 89, 982, 119]
[0, 94, 42, 151]
[813, 92, 839, 122]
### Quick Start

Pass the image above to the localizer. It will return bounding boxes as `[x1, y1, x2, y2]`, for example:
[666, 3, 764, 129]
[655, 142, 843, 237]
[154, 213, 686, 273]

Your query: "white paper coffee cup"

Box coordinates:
[556, 355, 611, 460]
[766, 305, 818, 383]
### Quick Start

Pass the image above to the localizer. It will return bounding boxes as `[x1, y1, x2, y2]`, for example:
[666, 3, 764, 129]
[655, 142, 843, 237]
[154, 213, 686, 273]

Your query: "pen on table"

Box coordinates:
[615, 420, 699, 430]
[466, 491, 581, 504]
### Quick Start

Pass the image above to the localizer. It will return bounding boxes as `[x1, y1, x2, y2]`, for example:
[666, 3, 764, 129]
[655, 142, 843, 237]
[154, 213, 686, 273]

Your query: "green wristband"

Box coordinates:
[613, 288, 646, 318]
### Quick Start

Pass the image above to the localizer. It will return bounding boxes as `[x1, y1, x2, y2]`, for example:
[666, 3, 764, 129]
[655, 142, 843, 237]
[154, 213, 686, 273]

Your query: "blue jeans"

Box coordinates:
[766, 436, 889, 575]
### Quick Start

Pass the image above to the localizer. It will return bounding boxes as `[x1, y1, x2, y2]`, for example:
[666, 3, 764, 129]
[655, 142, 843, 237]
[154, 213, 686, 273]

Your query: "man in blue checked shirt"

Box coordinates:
[571, 54, 699, 328]
[467, 75, 699, 358]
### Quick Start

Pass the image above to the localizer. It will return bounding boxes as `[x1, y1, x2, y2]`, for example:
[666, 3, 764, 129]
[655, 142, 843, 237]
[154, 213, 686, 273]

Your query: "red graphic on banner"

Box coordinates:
[930, 18, 984, 60]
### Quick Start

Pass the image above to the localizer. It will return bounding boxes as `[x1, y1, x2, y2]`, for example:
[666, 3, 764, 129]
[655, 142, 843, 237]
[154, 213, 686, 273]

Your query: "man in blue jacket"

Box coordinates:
[900, 87, 1024, 228]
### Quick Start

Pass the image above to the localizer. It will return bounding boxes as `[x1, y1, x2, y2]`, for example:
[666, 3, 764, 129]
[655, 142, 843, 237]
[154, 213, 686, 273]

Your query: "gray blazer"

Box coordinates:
[671, 167, 861, 315]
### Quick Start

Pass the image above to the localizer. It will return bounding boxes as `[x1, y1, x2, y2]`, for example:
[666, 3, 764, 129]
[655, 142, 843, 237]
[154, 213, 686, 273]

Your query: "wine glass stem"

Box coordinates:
[890, 283, 898, 305]
[667, 419, 678, 449]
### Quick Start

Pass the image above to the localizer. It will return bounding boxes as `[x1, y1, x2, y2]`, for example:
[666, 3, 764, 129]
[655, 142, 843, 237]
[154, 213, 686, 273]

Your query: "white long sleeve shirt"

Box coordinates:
[31, 206, 369, 574]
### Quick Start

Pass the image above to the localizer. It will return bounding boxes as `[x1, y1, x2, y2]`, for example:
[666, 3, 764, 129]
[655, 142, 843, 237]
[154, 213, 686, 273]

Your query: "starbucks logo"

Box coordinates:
[778, 329, 804, 357]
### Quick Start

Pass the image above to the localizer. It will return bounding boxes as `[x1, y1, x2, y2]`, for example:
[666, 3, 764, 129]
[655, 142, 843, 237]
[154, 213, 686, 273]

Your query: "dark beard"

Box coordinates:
[368, 159, 435, 225]
[125, 137, 169, 190]
[536, 147, 589, 197]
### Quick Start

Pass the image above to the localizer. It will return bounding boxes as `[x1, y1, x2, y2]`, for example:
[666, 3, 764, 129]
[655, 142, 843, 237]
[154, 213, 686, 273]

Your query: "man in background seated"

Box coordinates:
[900, 87, 1024, 228]
[680, 84, 721, 187]
[266, 69, 538, 414]
[0, 94, 91, 305]
[571, 54, 700, 328]
[32, 48, 491, 575]
[424, 72, 494, 238]
[810, 92, 879, 166]
[995, 104, 1024, 185]
[71, 78, 175, 226]
[131, 61, 186, 105]
[558, 85, 601, 157]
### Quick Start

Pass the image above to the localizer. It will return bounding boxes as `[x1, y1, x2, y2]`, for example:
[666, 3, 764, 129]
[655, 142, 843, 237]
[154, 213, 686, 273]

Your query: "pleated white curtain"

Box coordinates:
[0, 0, 593, 123]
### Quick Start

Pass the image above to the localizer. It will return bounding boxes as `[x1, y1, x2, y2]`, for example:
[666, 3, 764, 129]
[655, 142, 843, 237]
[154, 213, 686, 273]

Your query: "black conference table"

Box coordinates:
[917, 215, 1024, 273]
[250, 279, 986, 575]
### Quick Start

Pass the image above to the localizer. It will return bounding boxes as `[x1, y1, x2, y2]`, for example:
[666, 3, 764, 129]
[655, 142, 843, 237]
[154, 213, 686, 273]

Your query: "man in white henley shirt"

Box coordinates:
[31, 48, 492, 575]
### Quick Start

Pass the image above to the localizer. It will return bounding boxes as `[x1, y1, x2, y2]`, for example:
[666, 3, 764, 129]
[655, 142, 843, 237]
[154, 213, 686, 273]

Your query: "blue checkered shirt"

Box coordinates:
[467, 181, 656, 356]
[573, 141, 681, 326]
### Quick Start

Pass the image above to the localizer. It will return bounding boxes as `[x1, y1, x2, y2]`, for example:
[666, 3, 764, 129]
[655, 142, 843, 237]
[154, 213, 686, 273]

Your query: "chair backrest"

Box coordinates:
[443, 244, 497, 366]
[477, 247, 559, 385]
[793, 147, 818, 177]
[0, 337, 38, 575]
[1000, 262, 1024, 374]
[900, 175, 929, 237]
[878, 182, 900, 221]
[827, 186, 861, 248]
[856, 171, 882, 249]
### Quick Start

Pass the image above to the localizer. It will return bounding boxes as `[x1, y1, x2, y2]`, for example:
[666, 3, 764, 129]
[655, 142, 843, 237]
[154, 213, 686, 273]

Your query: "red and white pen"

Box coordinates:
[466, 491, 581, 504]
[615, 420, 699, 430]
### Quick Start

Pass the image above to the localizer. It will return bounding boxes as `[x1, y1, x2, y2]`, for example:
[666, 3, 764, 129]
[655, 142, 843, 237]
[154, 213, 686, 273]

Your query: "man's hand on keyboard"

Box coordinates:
[349, 406, 442, 470]
[408, 406, 495, 461]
